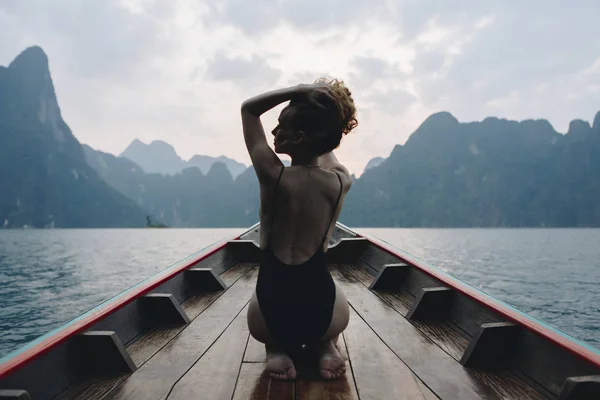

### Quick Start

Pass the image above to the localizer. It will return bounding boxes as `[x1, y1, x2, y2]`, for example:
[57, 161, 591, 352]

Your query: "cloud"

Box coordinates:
[1, 0, 600, 175]
[206, 0, 278, 36]
[366, 88, 417, 114]
[206, 53, 281, 86]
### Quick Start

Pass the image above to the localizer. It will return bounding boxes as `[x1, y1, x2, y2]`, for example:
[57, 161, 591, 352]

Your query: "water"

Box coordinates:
[0, 228, 599, 358]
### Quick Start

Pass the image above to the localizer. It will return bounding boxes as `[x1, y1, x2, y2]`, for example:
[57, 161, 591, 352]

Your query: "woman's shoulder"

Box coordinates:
[321, 165, 352, 193]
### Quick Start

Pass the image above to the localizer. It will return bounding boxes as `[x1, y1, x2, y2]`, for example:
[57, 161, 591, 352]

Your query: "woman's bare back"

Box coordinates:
[259, 165, 347, 265]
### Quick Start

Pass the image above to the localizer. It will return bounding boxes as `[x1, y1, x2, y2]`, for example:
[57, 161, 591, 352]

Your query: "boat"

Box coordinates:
[0, 222, 599, 400]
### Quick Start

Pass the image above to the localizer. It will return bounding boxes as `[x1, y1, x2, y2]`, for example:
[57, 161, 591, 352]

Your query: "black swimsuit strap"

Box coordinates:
[322, 171, 344, 246]
[268, 165, 285, 242]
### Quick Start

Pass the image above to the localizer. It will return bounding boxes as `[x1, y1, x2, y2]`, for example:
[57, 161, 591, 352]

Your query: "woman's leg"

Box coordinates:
[316, 282, 350, 380]
[247, 291, 297, 380]
[322, 282, 350, 340]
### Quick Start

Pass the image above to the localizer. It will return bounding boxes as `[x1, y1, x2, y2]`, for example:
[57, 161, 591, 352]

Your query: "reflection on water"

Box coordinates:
[0, 228, 599, 358]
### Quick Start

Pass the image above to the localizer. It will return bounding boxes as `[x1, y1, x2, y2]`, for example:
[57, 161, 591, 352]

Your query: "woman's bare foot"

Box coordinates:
[317, 339, 346, 380]
[266, 346, 297, 380]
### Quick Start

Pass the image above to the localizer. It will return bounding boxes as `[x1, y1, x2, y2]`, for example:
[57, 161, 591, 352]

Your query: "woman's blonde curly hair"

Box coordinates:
[314, 77, 359, 136]
[285, 77, 358, 156]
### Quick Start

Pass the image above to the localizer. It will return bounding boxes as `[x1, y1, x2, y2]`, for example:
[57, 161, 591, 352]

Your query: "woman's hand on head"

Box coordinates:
[296, 83, 335, 110]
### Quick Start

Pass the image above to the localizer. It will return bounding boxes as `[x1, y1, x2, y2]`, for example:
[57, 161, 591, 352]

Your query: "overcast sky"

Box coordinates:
[1, 0, 599, 175]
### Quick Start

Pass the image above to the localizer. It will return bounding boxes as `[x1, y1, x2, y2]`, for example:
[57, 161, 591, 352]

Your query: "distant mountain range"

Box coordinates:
[2, 46, 600, 228]
[363, 157, 385, 172]
[341, 111, 600, 227]
[83, 144, 258, 227]
[120, 139, 247, 178]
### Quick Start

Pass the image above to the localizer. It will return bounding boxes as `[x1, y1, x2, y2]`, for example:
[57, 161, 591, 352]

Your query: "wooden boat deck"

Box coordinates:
[53, 262, 542, 400]
[2, 224, 599, 399]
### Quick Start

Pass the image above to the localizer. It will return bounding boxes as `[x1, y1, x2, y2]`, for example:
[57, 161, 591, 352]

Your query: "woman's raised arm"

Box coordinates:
[240, 86, 300, 182]
[241, 84, 333, 182]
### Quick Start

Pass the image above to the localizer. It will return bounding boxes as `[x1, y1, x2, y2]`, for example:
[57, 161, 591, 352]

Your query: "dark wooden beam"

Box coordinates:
[185, 267, 227, 292]
[226, 240, 262, 263]
[368, 263, 411, 291]
[460, 322, 520, 370]
[407, 287, 454, 320]
[0, 390, 31, 400]
[139, 293, 191, 326]
[71, 331, 137, 376]
[558, 375, 600, 400]
[326, 237, 370, 264]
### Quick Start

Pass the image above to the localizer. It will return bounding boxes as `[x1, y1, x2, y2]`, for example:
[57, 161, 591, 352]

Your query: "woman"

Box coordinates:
[242, 78, 358, 381]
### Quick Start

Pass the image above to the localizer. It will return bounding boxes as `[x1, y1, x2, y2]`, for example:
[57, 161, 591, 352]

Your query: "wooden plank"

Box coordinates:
[396, 268, 446, 300]
[414, 381, 439, 400]
[168, 307, 250, 400]
[226, 240, 262, 263]
[368, 263, 410, 290]
[558, 375, 600, 400]
[88, 299, 148, 347]
[130, 272, 244, 368]
[461, 322, 520, 370]
[82, 265, 245, 361]
[185, 267, 227, 291]
[296, 334, 359, 400]
[72, 331, 137, 375]
[219, 263, 250, 287]
[515, 329, 600, 396]
[326, 237, 370, 264]
[106, 268, 258, 400]
[375, 290, 413, 316]
[331, 267, 498, 399]
[342, 307, 433, 400]
[0, 390, 31, 400]
[470, 370, 549, 400]
[145, 249, 235, 305]
[356, 259, 379, 277]
[358, 244, 401, 274]
[348, 267, 543, 399]
[411, 321, 469, 362]
[244, 336, 266, 363]
[190, 246, 238, 278]
[54, 375, 126, 400]
[56, 294, 232, 400]
[132, 265, 245, 367]
[55, 266, 250, 400]
[232, 363, 294, 400]
[139, 293, 190, 326]
[362, 233, 600, 375]
[446, 293, 506, 338]
[407, 287, 454, 320]
[127, 327, 184, 368]
[0, 341, 74, 400]
[353, 268, 469, 361]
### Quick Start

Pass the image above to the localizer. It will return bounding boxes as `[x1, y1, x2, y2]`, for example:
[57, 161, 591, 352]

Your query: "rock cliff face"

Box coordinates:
[341, 111, 600, 227]
[0, 47, 146, 228]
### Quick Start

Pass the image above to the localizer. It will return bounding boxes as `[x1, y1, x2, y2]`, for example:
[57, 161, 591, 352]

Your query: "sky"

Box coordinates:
[1, 0, 599, 175]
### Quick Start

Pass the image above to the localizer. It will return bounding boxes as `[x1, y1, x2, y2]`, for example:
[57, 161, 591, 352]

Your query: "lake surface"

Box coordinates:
[0, 228, 599, 358]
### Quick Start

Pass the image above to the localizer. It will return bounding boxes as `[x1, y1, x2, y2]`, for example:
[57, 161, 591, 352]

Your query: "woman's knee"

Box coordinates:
[322, 284, 350, 340]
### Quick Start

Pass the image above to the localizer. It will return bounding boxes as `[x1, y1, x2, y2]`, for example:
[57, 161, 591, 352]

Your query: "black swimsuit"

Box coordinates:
[256, 166, 343, 351]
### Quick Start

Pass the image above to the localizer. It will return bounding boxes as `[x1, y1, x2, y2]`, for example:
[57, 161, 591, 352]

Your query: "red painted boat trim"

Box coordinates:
[0, 230, 246, 378]
[356, 231, 600, 368]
